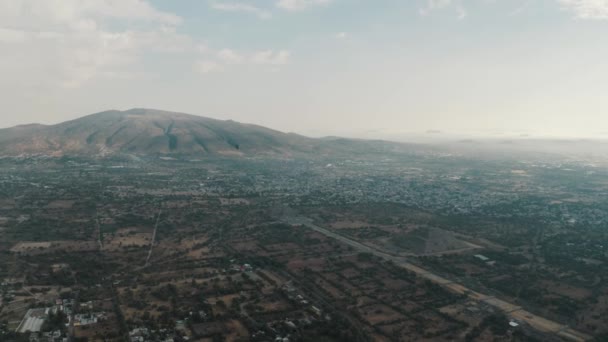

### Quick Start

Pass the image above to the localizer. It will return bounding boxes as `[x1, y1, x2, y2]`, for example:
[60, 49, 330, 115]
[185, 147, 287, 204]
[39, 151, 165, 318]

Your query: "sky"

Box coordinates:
[1, 0, 608, 138]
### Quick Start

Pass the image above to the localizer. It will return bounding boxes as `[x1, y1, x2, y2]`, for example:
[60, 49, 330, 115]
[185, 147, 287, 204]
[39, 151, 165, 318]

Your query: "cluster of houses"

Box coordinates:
[282, 282, 329, 320]
[13, 297, 107, 342]
[27, 330, 64, 342]
[129, 326, 180, 342]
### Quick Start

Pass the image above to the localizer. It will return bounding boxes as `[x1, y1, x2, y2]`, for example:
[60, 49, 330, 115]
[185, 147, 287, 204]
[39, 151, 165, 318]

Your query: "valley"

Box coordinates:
[0, 147, 607, 341]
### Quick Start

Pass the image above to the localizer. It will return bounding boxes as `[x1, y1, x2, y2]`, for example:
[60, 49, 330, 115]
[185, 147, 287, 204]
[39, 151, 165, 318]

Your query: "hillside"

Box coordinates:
[0, 108, 412, 158]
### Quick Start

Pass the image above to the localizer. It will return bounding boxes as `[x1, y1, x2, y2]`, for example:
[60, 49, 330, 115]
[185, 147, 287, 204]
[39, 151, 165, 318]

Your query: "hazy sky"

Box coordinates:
[1, 0, 608, 138]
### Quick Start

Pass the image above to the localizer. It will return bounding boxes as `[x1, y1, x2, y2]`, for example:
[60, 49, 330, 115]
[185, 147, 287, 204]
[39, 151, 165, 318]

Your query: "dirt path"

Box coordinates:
[284, 216, 591, 342]
[95, 209, 103, 250]
[144, 209, 162, 267]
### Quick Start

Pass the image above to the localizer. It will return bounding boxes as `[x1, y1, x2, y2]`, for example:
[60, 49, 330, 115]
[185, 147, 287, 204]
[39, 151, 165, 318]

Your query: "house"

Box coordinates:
[474, 254, 490, 262]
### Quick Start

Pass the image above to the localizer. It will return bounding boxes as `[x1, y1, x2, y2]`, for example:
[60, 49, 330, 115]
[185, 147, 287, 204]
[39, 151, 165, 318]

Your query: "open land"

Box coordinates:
[1, 151, 608, 341]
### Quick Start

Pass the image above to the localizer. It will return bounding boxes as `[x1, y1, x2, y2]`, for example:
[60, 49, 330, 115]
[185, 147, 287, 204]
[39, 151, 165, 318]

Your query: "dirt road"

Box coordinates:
[144, 209, 162, 267]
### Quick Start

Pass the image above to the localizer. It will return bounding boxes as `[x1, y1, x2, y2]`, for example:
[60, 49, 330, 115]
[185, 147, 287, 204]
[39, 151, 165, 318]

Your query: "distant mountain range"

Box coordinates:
[0, 109, 415, 158]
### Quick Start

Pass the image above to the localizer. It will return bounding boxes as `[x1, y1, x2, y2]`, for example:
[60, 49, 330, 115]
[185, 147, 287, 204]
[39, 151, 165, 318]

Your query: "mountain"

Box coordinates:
[0, 109, 412, 158]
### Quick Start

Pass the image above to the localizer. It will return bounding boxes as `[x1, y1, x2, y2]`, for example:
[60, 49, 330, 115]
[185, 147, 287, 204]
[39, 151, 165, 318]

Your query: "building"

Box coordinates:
[16, 308, 48, 333]
[474, 254, 490, 262]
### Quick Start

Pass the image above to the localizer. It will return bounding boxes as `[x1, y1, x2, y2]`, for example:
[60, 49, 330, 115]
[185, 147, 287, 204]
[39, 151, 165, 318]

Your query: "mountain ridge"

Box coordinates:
[0, 108, 414, 158]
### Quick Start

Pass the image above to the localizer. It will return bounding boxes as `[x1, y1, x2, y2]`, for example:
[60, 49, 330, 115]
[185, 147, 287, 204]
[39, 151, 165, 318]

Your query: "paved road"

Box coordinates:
[284, 216, 591, 342]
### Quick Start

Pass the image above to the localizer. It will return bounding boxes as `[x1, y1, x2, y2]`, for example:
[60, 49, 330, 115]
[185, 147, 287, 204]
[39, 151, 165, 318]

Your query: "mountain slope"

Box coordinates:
[0, 108, 411, 157]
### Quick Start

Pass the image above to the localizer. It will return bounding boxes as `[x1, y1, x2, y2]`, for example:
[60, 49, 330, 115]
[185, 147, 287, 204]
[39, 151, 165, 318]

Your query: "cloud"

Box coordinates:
[0, 0, 181, 29]
[509, 0, 532, 16]
[211, 0, 332, 17]
[0, 0, 186, 88]
[0, 28, 27, 43]
[195, 60, 224, 74]
[0, 0, 293, 82]
[195, 48, 291, 74]
[457, 6, 468, 19]
[251, 50, 291, 65]
[558, 0, 608, 19]
[276, 0, 332, 11]
[419, 0, 467, 19]
[210, 1, 272, 19]
[419, 0, 454, 15]
[218, 49, 246, 64]
[335, 32, 348, 39]
[216, 48, 290, 66]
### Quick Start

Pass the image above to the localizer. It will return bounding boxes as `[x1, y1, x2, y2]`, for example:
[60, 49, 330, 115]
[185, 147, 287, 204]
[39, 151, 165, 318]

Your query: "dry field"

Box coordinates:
[45, 200, 76, 209]
[286, 257, 326, 272]
[0, 199, 15, 209]
[355, 296, 376, 306]
[540, 280, 592, 300]
[330, 219, 375, 229]
[256, 270, 286, 286]
[10, 241, 98, 255]
[73, 316, 121, 341]
[224, 319, 249, 341]
[187, 247, 211, 259]
[10, 241, 52, 252]
[340, 267, 360, 279]
[103, 227, 153, 250]
[257, 298, 291, 313]
[219, 198, 250, 205]
[315, 277, 345, 299]
[377, 319, 434, 341]
[575, 293, 608, 333]
[178, 236, 210, 249]
[231, 240, 260, 252]
[164, 200, 194, 208]
[53, 241, 99, 252]
[357, 303, 405, 325]
[381, 277, 412, 291]
[263, 242, 300, 253]
[439, 303, 483, 326]
[331, 277, 363, 297]
[418, 309, 460, 335]
[209, 293, 241, 308]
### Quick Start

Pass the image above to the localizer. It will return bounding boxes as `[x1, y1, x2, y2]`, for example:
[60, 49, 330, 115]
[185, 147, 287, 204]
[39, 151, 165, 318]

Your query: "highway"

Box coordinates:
[283, 216, 591, 342]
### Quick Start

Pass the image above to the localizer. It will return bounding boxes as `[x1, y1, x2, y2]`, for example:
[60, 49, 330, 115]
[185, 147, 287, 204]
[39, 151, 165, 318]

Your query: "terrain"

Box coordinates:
[0, 110, 607, 342]
[0, 109, 415, 158]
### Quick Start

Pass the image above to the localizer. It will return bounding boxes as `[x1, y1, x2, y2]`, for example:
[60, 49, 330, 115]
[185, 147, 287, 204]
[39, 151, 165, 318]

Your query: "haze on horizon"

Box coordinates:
[1, 0, 608, 139]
